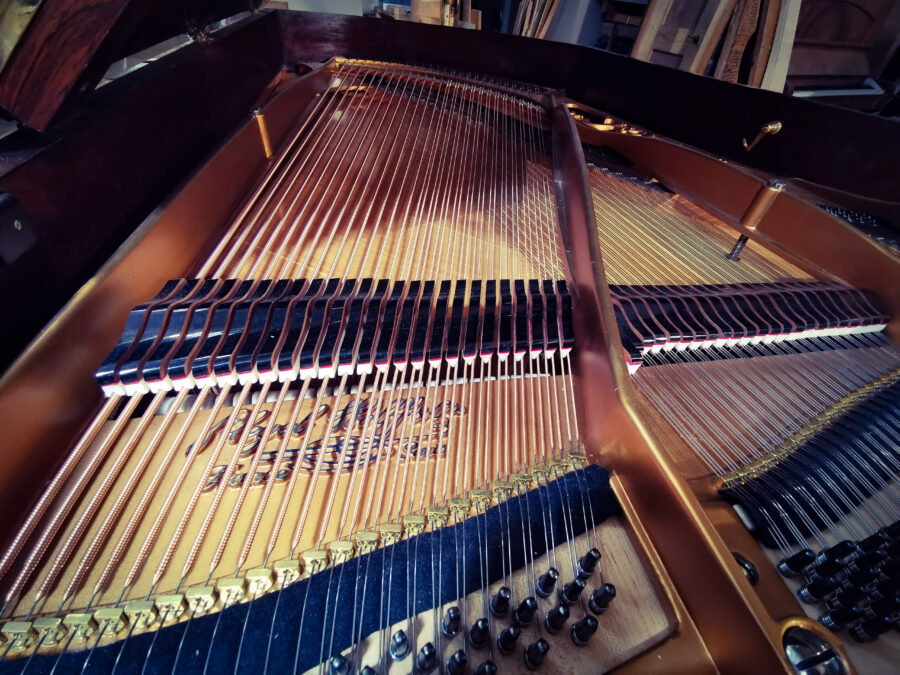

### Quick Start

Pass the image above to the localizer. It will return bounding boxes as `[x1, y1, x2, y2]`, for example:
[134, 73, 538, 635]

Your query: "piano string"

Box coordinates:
[0, 60, 647, 674]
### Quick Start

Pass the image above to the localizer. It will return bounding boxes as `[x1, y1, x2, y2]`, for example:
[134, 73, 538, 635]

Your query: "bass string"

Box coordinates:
[20, 64, 390, 666]
[218, 68, 426, 672]
[314, 72, 473, 669]
[637, 340, 900, 551]
[324, 73, 455, 541]
[202, 62, 359, 280]
[41, 62, 390, 660]
[231, 65, 393, 281]
[265, 67, 430, 558]
[390, 76, 503, 669]
[249, 69, 412, 561]
[12, 394, 143, 617]
[0, 64, 364, 620]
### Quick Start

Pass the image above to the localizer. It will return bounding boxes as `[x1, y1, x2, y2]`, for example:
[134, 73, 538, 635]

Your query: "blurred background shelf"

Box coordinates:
[280, 0, 900, 115]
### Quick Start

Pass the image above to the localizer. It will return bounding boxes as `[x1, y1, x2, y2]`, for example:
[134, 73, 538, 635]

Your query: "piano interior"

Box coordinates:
[0, 9, 897, 675]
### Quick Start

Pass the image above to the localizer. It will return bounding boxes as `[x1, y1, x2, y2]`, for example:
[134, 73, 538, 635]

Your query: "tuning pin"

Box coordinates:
[848, 551, 886, 573]
[858, 531, 888, 553]
[491, 586, 511, 616]
[536, 567, 559, 597]
[514, 596, 538, 626]
[442, 606, 461, 637]
[827, 587, 865, 610]
[589, 583, 617, 615]
[884, 539, 900, 559]
[578, 548, 602, 578]
[816, 540, 857, 565]
[871, 591, 900, 616]
[819, 605, 862, 631]
[497, 625, 521, 655]
[808, 558, 845, 580]
[524, 638, 550, 670]
[447, 649, 468, 675]
[777, 549, 815, 577]
[845, 566, 881, 591]
[416, 642, 437, 673]
[798, 576, 839, 604]
[475, 659, 498, 675]
[885, 521, 900, 539]
[544, 604, 570, 633]
[571, 615, 599, 646]
[559, 578, 586, 605]
[328, 655, 349, 675]
[470, 618, 490, 648]
[873, 579, 900, 600]
[879, 559, 900, 579]
[849, 616, 893, 642]
[360, 667, 377, 675]
[390, 629, 410, 660]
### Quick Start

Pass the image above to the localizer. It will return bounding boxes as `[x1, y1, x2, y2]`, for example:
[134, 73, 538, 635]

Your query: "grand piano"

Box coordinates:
[0, 4, 897, 674]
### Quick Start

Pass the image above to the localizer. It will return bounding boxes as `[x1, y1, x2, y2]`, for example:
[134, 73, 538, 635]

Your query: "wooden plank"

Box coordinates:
[631, 0, 674, 61]
[527, 0, 549, 37]
[683, 0, 739, 74]
[518, 0, 535, 36]
[653, 25, 691, 54]
[411, 0, 442, 24]
[748, 0, 780, 87]
[714, 0, 762, 82]
[761, 0, 801, 91]
[537, 0, 560, 39]
[513, 0, 528, 35]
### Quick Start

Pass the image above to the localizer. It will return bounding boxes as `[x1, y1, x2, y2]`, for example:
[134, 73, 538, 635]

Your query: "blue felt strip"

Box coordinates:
[4, 465, 616, 674]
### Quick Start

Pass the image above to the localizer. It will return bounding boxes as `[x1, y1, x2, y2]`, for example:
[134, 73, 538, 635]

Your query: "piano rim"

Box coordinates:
[3, 56, 895, 673]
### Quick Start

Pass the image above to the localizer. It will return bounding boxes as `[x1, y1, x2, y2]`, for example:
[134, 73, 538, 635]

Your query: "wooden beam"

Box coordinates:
[683, 0, 738, 74]
[761, 0, 801, 92]
[631, 0, 674, 61]
[748, 0, 780, 87]
[713, 0, 761, 82]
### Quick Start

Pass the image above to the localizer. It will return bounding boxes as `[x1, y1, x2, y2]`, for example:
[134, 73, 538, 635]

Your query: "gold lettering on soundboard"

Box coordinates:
[189, 396, 467, 492]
